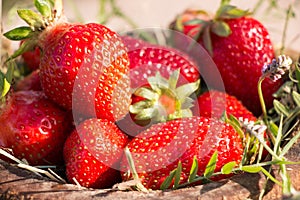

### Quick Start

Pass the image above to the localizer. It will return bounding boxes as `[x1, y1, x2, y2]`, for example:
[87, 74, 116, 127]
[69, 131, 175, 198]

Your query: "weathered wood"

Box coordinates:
[0, 141, 299, 200]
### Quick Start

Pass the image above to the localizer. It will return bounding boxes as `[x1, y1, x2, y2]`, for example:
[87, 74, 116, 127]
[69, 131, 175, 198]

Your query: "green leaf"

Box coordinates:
[3, 26, 33, 41]
[221, 161, 236, 174]
[129, 100, 151, 114]
[181, 97, 195, 109]
[0, 72, 11, 98]
[168, 69, 180, 90]
[217, 5, 250, 19]
[5, 61, 15, 84]
[188, 156, 198, 182]
[202, 26, 213, 56]
[160, 169, 176, 190]
[174, 161, 182, 189]
[241, 165, 262, 173]
[34, 0, 52, 17]
[273, 99, 289, 116]
[17, 9, 45, 29]
[292, 91, 300, 107]
[204, 151, 218, 178]
[133, 87, 158, 101]
[211, 21, 231, 37]
[134, 107, 157, 121]
[176, 79, 200, 102]
[183, 19, 207, 26]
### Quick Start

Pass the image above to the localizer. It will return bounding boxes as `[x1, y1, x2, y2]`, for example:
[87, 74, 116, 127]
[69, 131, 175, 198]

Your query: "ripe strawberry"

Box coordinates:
[192, 90, 257, 122]
[63, 118, 129, 188]
[120, 116, 243, 190]
[0, 90, 71, 165]
[116, 69, 200, 137]
[116, 36, 201, 136]
[170, 2, 282, 116]
[122, 35, 200, 88]
[20, 40, 41, 71]
[4, 1, 131, 122]
[14, 70, 42, 91]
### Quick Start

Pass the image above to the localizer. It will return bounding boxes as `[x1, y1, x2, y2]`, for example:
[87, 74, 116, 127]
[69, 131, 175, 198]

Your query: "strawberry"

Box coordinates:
[192, 90, 257, 122]
[0, 90, 71, 165]
[20, 40, 41, 71]
[14, 70, 42, 91]
[120, 116, 243, 190]
[122, 35, 200, 88]
[116, 36, 201, 136]
[116, 69, 200, 137]
[4, 0, 131, 122]
[63, 118, 129, 188]
[170, 1, 282, 116]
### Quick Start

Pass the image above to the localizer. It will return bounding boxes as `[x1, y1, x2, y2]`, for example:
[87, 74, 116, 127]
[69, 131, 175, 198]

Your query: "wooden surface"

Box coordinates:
[0, 141, 299, 200]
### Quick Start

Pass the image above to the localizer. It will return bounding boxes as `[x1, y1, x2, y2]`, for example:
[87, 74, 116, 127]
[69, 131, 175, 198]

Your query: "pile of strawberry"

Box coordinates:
[0, 0, 284, 191]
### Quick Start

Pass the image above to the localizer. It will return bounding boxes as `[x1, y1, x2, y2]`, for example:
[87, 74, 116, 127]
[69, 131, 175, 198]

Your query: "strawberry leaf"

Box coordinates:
[183, 19, 207, 26]
[188, 156, 198, 182]
[4, 61, 15, 84]
[221, 161, 236, 175]
[204, 151, 218, 178]
[217, 5, 250, 19]
[211, 21, 231, 37]
[133, 87, 158, 101]
[17, 9, 45, 29]
[0, 72, 11, 98]
[202, 26, 213, 56]
[174, 161, 182, 189]
[34, 0, 52, 18]
[3, 27, 33, 41]
[168, 69, 180, 90]
[176, 79, 200, 102]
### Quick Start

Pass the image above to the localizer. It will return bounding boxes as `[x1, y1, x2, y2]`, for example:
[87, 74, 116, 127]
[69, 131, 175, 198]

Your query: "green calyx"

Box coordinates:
[177, 0, 250, 56]
[3, 0, 63, 62]
[129, 69, 200, 123]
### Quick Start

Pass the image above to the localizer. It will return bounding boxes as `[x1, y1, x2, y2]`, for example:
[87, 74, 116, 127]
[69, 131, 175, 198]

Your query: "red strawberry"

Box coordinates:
[20, 40, 41, 71]
[122, 36, 200, 88]
[14, 70, 42, 91]
[170, 2, 282, 116]
[120, 116, 243, 190]
[116, 36, 201, 136]
[0, 90, 71, 165]
[192, 90, 257, 122]
[4, 2, 131, 122]
[63, 118, 129, 188]
[116, 69, 200, 137]
[169, 9, 212, 39]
